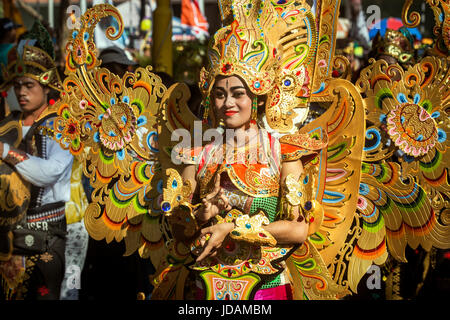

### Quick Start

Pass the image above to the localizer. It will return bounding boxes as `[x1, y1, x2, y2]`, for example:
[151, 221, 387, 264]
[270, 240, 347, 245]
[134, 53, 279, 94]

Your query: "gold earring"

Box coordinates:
[216, 119, 225, 134]
[251, 96, 258, 125]
[202, 96, 210, 124]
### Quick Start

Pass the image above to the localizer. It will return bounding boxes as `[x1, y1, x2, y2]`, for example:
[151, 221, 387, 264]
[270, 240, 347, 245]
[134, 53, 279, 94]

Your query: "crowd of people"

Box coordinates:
[0, 0, 448, 301]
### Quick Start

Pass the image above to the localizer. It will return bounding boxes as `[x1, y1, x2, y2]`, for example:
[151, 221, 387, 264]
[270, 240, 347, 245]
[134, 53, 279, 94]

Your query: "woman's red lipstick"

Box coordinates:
[224, 110, 238, 116]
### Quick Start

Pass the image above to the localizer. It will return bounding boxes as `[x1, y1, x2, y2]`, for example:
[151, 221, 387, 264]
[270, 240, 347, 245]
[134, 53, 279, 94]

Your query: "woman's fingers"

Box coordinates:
[205, 173, 222, 201]
[214, 172, 221, 189]
[196, 223, 233, 262]
[196, 245, 213, 262]
[202, 200, 212, 212]
[200, 226, 211, 237]
[218, 193, 229, 210]
[197, 226, 218, 261]
[196, 240, 219, 262]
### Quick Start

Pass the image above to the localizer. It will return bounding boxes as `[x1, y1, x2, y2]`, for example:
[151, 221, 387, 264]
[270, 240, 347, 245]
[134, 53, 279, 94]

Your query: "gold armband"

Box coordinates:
[229, 212, 277, 247]
[280, 173, 324, 235]
[279, 173, 304, 220]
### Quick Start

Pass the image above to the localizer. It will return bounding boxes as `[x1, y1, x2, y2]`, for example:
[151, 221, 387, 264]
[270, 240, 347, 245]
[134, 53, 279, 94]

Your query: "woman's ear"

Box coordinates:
[257, 94, 267, 107]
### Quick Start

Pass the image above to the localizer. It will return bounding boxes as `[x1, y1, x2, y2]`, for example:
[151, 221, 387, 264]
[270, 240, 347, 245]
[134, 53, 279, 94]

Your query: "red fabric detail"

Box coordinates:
[254, 284, 293, 300]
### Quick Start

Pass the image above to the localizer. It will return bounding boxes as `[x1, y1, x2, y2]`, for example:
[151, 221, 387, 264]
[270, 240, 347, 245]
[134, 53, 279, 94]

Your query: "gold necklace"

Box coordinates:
[222, 137, 262, 167]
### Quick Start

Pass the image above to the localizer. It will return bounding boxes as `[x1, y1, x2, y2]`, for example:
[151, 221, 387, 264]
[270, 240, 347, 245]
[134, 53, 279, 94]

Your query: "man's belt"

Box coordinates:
[12, 202, 67, 255]
[27, 201, 66, 224]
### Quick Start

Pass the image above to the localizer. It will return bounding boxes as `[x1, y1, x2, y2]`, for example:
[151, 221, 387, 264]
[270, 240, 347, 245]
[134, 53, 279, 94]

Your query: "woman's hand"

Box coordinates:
[196, 173, 232, 224]
[196, 222, 235, 262]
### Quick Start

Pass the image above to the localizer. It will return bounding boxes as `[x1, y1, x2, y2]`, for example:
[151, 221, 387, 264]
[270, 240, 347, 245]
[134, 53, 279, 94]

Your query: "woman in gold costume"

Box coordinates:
[176, 73, 322, 299]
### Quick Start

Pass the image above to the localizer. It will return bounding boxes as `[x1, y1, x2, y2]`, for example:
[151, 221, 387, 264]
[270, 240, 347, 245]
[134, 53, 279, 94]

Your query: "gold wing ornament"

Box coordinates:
[284, 65, 450, 297]
[275, 0, 450, 299]
[49, 4, 205, 275]
[348, 54, 450, 292]
[283, 77, 366, 299]
[56, 64, 169, 260]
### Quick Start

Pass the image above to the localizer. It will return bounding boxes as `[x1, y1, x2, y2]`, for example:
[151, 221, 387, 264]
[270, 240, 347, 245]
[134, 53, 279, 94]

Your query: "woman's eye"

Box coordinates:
[233, 91, 245, 98]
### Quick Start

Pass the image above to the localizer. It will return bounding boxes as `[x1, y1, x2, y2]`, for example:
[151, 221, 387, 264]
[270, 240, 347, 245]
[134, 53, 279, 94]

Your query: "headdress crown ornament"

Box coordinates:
[200, 0, 318, 133]
[0, 20, 62, 92]
[200, 1, 283, 96]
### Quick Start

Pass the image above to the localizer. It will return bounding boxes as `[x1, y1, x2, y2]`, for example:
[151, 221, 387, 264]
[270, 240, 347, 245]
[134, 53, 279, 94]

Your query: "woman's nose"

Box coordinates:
[225, 96, 235, 107]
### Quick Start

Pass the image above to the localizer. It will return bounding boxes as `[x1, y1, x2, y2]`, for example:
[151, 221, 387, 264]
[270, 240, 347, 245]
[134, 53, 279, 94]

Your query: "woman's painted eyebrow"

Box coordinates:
[214, 86, 246, 91]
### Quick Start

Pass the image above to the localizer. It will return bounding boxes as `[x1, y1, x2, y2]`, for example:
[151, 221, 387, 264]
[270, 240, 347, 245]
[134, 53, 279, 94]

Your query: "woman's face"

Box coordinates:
[212, 76, 253, 129]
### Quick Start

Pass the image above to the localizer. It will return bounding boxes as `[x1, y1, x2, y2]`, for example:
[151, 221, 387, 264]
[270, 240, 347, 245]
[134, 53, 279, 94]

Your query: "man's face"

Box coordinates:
[13, 76, 49, 114]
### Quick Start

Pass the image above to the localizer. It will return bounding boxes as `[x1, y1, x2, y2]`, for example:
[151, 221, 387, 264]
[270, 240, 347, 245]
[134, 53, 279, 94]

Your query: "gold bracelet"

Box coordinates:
[228, 212, 277, 247]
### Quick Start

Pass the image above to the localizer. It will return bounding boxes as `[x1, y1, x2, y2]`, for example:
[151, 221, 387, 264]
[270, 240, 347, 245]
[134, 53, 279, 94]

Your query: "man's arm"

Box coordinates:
[1, 138, 73, 187]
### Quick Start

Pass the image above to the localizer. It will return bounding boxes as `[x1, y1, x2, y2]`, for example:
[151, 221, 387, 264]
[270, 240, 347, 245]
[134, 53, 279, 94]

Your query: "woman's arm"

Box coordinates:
[181, 164, 198, 196]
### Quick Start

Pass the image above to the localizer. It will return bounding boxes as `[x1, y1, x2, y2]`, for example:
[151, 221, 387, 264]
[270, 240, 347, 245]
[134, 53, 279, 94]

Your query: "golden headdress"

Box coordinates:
[0, 20, 62, 92]
[199, 0, 318, 133]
